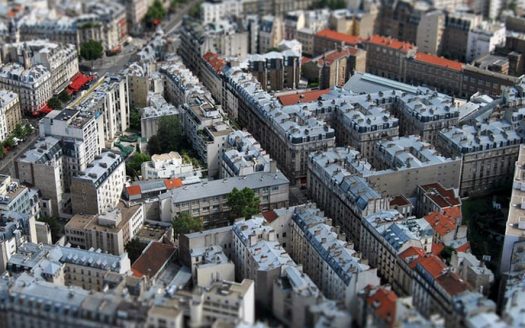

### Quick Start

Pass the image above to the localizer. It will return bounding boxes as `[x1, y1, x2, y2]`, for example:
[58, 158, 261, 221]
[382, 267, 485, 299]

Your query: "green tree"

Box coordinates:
[13, 124, 25, 139]
[80, 40, 104, 61]
[0, 144, 5, 159]
[47, 96, 62, 110]
[125, 238, 148, 263]
[227, 187, 260, 220]
[440, 245, 455, 264]
[147, 135, 162, 155]
[172, 212, 203, 239]
[145, 0, 166, 27]
[189, 2, 201, 18]
[156, 116, 185, 153]
[129, 107, 141, 131]
[127, 152, 151, 173]
[4, 136, 15, 149]
[58, 90, 71, 103]
[37, 216, 62, 243]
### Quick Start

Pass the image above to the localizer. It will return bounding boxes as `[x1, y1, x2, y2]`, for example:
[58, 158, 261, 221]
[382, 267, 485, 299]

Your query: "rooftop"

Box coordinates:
[75, 151, 123, 186]
[131, 242, 176, 278]
[414, 52, 463, 71]
[277, 89, 331, 106]
[366, 35, 415, 53]
[316, 29, 361, 45]
[419, 183, 461, 209]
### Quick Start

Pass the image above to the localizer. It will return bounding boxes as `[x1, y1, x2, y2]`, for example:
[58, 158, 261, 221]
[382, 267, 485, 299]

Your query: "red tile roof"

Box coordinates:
[424, 207, 461, 238]
[316, 47, 360, 66]
[278, 89, 331, 106]
[203, 52, 225, 73]
[390, 195, 411, 207]
[432, 242, 445, 256]
[366, 35, 415, 53]
[126, 185, 141, 196]
[419, 183, 461, 209]
[301, 56, 312, 65]
[366, 287, 398, 326]
[316, 29, 362, 46]
[455, 242, 471, 253]
[416, 255, 447, 278]
[436, 271, 468, 296]
[164, 178, 183, 190]
[261, 210, 278, 223]
[132, 242, 176, 278]
[415, 52, 464, 71]
[399, 246, 425, 269]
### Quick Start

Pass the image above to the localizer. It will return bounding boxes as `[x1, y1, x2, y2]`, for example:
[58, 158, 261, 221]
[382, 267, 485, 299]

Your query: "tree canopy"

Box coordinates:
[145, 0, 166, 27]
[129, 107, 141, 132]
[80, 40, 104, 61]
[47, 96, 62, 110]
[126, 152, 150, 179]
[172, 212, 203, 238]
[125, 238, 147, 263]
[227, 187, 260, 220]
[146, 116, 186, 155]
[37, 216, 62, 243]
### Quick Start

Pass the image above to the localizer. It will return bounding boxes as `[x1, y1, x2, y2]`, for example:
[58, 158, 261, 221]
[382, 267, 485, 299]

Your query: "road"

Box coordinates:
[0, 129, 39, 176]
[88, 0, 201, 76]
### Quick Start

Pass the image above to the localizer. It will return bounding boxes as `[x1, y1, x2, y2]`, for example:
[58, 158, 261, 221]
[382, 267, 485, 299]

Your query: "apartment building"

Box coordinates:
[334, 101, 399, 160]
[16, 136, 65, 217]
[39, 109, 104, 189]
[0, 63, 53, 115]
[437, 122, 522, 197]
[179, 225, 233, 267]
[363, 35, 416, 82]
[247, 51, 300, 92]
[16, 1, 128, 52]
[360, 210, 433, 288]
[70, 151, 126, 215]
[65, 203, 144, 255]
[7, 242, 131, 291]
[224, 67, 335, 185]
[201, 52, 225, 103]
[73, 75, 130, 145]
[308, 148, 389, 244]
[122, 0, 148, 35]
[220, 130, 272, 178]
[466, 22, 506, 62]
[415, 183, 461, 217]
[416, 10, 444, 55]
[141, 151, 201, 180]
[0, 90, 22, 139]
[0, 40, 79, 93]
[201, 0, 244, 24]
[500, 145, 525, 274]
[313, 29, 361, 56]
[392, 90, 460, 144]
[189, 245, 235, 287]
[302, 47, 366, 89]
[289, 205, 380, 303]
[232, 216, 296, 306]
[259, 15, 284, 54]
[462, 65, 520, 97]
[272, 264, 322, 328]
[442, 13, 482, 62]
[140, 93, 180, 141]
[0, 175, 40, 218]
[371, 136, 461, 197]
[0, 211, 37, 272]
[183, 95, 233, 178]
[159, 171, 289, 227]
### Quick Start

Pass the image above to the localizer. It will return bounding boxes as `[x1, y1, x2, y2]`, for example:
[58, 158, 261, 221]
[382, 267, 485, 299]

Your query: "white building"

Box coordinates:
[0, 175, 40, 219]
[141, 151, 201, 180]
[190, 245, 235, 287]
[0, 211, 37, 273]
[0, 63, 53, 115]
[466, 22, 506, 62]
[221, 130, 272, 178]
[201, 0, 244, 24]
[73, 75, 129, 145]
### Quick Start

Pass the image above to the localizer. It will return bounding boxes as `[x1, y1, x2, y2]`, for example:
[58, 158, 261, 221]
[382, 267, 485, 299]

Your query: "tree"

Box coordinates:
[0, 144, 5, 159]
[145, 0, 166, 27]
[129, 107, 141, 131]
[47, 96, 62, 110]
[125, 238, 147, 263]
[37, 216, 62, 243]
[172, 212, 203, 239]
[13, 124, 25, 139]
[58, 90, 71, 103]
[227, 187, 260, 220]
[4, 136, 15, 149]
[127, 152, 151, 173]
[440, 245, 455, 264]
[80, 40, 104, 61]
[156, 116, 185, 153]
[147, 135, 162, 155]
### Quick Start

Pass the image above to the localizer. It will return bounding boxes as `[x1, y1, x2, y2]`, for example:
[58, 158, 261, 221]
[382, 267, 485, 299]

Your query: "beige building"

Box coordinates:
[65, 203, 144, 255]
[437, 122, 522, 197]
[0, 90, 22, 139]
[258, 15, 284, 53]
[416, 10, 444, 55]
[71, 151, 126, 215]
[16, 136, 65, 218]
[189, 245, 235, 287]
